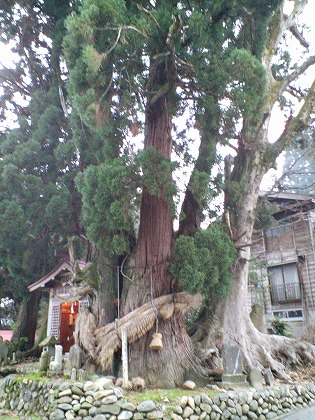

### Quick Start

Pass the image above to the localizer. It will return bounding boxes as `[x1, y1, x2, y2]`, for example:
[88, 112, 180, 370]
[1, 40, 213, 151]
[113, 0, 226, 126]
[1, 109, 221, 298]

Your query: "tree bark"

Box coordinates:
[179, 124, 218, 236]
[192, 138, 315, 378]
[97, 252, 119, 326]
[11, 290, 41, 350]
[120, 56, 204, 386]
[121, 67, 175, 313]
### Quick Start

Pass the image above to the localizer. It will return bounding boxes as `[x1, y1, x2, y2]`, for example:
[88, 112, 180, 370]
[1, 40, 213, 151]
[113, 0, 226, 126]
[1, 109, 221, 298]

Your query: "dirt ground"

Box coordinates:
[286, 364, 315, 385]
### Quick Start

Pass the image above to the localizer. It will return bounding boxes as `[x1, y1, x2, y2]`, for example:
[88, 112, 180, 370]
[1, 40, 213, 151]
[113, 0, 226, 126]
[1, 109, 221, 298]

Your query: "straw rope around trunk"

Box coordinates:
[93, 292, 193, 371]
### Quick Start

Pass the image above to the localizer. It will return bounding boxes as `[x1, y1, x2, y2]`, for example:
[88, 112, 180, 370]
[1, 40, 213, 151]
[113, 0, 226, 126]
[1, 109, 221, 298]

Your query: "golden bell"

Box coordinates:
[149, 332, 163, 350]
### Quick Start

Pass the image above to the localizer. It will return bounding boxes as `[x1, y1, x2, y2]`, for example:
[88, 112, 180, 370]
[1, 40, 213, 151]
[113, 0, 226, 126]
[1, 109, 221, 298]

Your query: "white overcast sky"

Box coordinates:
[0, 0, 314, 193]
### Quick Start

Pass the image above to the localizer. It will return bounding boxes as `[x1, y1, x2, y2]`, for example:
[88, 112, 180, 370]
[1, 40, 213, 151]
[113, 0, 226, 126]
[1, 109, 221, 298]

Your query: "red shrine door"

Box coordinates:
[59, 301, 79, 353]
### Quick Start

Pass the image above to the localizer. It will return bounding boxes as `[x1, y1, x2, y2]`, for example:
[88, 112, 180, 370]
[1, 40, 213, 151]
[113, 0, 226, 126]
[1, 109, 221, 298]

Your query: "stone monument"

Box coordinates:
[39, 335, 60, 360]
[221, 345, 248, 389]
[248, 367, 264, 389]
[69, 344, 83, 369]
[63, 353, 72, 377]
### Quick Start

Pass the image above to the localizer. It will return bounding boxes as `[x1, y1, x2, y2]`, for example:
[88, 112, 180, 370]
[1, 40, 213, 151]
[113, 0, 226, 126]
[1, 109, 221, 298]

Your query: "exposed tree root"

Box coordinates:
[191, 311, 315, 382]
[75, 284, 315, 386]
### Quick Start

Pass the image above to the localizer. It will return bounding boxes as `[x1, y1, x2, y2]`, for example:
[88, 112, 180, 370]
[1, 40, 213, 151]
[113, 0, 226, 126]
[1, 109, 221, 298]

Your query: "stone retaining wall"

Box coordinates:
[1, 375, 315, 419]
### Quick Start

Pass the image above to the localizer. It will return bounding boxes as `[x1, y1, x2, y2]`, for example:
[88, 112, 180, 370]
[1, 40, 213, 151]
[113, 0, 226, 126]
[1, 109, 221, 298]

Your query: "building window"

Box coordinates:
[264, 223, 294, 253]
[273, 309, 303, 321]
[268, 263, 301, 304]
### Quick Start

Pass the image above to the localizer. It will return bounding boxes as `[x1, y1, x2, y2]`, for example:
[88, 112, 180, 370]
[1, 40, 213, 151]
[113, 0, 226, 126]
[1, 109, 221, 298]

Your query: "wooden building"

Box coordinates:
[28, 259, 88, 353]
[250, 192, 315, 338]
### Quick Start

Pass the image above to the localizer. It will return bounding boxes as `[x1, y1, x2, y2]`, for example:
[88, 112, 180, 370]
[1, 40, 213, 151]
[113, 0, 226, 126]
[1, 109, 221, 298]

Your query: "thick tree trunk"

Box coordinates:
[192, 146, 315, 378]
[121, 85, 175, 313]
[120, 57, 204, 386]
[195, 266, 315, 380]
[11, 290, 41, 350]
[121, 53, 175, 304]
[127, 313, 202, 388]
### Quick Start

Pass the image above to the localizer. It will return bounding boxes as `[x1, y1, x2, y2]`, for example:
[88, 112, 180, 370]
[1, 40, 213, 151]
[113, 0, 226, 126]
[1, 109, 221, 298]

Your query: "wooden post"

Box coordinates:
[121, 328, 128, 388]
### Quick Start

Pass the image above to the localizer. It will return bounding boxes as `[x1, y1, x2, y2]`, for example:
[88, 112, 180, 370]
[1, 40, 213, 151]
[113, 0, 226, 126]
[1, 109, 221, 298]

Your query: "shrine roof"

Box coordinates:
[28, 260, 85, 293]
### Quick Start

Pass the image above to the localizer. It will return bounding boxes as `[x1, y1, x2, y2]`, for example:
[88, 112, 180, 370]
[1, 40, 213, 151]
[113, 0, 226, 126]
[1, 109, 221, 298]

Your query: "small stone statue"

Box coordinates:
[49, 344, 63, 374]
[39, 349, 50, 372]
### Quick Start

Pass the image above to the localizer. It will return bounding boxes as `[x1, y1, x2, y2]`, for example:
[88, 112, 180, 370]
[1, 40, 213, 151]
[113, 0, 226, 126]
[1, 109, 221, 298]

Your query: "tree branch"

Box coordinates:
[281, 55, 315, 95]
[284, 1, 310, 52]
[137, 4, 161, 30]
[263, 8, 286, 69]
[264, 1, 310, 104]
[226, 141, 238, 153]
[288, 22, 309, 48]
[268, 77, 315, 161]
[0, 68, 31, 98]
[291, 0, 308, 20]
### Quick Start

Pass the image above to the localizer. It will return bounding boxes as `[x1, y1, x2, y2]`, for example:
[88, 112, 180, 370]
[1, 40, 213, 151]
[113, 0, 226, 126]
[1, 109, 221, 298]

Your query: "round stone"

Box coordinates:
[49, 408, 66, 420]
[183, 380, 196, 390]
[137, 400, 156, 412]
[118, 410, 133, 420]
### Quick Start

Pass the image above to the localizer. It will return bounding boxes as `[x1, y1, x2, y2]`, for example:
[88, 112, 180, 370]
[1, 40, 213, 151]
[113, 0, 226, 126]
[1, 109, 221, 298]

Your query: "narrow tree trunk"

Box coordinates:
[179, 125, 217, 236]
[97, 252, 119, 326]
[11, 290, 41, 350]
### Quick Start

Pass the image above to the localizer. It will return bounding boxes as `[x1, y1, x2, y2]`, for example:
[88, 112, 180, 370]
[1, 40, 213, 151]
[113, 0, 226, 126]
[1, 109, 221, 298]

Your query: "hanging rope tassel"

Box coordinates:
[148, 266, 163, 350]
[149, 317, 163, 350]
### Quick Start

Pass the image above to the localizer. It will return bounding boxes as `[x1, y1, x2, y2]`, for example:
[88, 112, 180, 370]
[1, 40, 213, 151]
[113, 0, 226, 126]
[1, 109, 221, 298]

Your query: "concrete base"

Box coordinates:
[222, 374, 247, 383]
[221, 374, 249, 390]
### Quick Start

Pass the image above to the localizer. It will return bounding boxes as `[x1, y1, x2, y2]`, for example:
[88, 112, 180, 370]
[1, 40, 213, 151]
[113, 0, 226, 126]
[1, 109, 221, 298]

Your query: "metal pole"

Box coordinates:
[121, 328, 128, 388]
[117, 265, 120, 319]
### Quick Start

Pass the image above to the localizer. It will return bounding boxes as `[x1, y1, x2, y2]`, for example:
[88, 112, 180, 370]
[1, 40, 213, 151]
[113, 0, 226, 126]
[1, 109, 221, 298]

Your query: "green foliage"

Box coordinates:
[137, 147, 178, 215]
[62, 0, 283, 278]
[63, 0, 140, 166]
[225, 48, 267, 128]
[170, 225, 236, 298]
[74, 262, 100, 288]
[236, 0, 283, 59]
[188, 171, 212, 207]
[45, 190, 74, 234]
[0, 0, 78, 322]
[0, 200, 28, 287]
[271, 317, 292, 337]
[76, 157, 140, 254]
